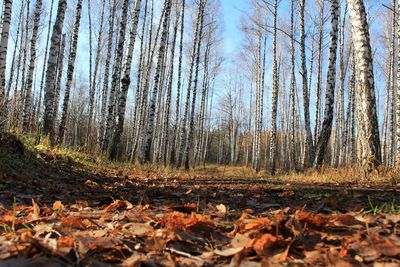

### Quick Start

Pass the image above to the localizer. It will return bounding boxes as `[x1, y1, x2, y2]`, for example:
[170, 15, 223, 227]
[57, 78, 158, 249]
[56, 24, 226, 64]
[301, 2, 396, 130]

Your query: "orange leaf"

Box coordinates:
[252, 233, 277, 256]
[29, 199, 40, 220]
[53, 201, 65, 211]
[327, 214, 362, 227]
[57, 236, 75, 248]
[61, 216, 86, 229]
[244, 218, 272, 230]
[160, 212, 212, 231]
[104, 200, 133, 212]
[297, 211, 327, 228]
[372, 234, 400, 257]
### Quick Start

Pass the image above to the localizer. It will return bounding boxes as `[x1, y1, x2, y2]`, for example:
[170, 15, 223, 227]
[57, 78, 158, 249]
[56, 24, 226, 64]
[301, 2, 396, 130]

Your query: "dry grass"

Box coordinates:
[15, 133, 400, 188]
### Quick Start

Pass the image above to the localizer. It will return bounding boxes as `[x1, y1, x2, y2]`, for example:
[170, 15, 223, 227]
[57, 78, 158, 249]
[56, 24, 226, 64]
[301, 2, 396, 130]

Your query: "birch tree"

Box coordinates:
[141, 0, 172, 163]
[42, 0, 67, 140]
[314, 0, 339, 166]
[347, 0, 381, 168]
[0, 0, 13, 130]
[102, 0, 130, 153]
[22, 0, 43, 133]
[298, 0, 314, 167]
[58, 0, 83, 145]
[109, 0, 142, 160]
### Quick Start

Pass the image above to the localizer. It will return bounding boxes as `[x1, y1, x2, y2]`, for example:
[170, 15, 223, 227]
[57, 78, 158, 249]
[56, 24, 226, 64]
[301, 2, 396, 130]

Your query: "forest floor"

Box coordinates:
[0, 133, 399, 266]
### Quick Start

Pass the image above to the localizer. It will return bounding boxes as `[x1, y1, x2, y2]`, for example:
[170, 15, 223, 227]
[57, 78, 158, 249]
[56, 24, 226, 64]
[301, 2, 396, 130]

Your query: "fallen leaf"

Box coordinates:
[373, 263, 400, 267]
[231, 233, 253, 249]
[279, 191, 295, 197]
[297, 210, 327, 228]
[244, 218, 272, 230]
[28, 199, 40, 221]
[122, 222, 153, 237]
[61, 216, 86, 229]
[104, 200, 133, 212]
[252, 233, 277, 256]
[52, 201, 65, 211]
[371, 234, 400, 257]
[168, 203, 197, 213]
[216, 204, 227, 214]
[214, 247, 243, 257]
[122, 252, 147, 266]
[327, 214, 363, 227]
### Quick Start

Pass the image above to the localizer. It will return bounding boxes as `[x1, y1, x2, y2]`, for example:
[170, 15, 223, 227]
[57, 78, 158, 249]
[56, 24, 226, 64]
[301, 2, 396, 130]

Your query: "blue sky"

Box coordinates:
[221, 0, 247, 59]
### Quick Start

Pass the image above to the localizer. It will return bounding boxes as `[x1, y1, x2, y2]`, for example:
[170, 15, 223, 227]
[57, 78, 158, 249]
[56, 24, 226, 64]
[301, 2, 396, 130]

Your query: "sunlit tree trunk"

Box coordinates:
[109, 0, 142, 160]
[22, 0, 43, 133]
[314, 0, 339, 167]
[99, 0, 116, 147]
[88, 0, 106, 145]
[269, 0, 278, 175]
[141, 0, 172, 163]
[162, 1, 181, 165]
[298, 0, 314, 167]
[177, 1, 201, 168]
[289, 0, 297, 170]
[52, 34, 66, 133]
[43, 0, 67, 141]
[347, 0, 381, 168]
[58, 0, 83, 145]
[0, 0, 13, 130]
[36, 0, 55, 128]
[102, 0, 130, 153]
[170, 0, 185, 165]
[184, 0, 205, 170]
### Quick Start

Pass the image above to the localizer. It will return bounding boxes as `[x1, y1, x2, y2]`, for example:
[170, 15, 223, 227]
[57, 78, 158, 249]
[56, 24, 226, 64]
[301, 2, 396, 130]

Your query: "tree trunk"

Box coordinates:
[298, 0, 314, 167]
[347, 0, 381, 167]
[42, 0, 67, 138]
[0, 0, 13, 130]
[141, 0, 172, 163]
[22, 0, 43, 133]
[269, 0, 278, 175]
[109, 0, 142, 160]
[102, 0, 130, 153]
[314, 0, 339, 166]
[58, 0, 83, 145]
[184, 0, 205, 170]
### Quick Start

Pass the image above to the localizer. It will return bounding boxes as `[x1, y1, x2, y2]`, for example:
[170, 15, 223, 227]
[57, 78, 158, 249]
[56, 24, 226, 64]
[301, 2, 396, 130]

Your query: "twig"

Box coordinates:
[165, 247, 205, 263]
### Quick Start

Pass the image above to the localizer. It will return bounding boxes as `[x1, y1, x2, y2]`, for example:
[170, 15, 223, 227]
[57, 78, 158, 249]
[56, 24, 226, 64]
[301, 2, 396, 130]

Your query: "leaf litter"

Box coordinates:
[0, 197, 399, 266]
[0, 143, 399, 266]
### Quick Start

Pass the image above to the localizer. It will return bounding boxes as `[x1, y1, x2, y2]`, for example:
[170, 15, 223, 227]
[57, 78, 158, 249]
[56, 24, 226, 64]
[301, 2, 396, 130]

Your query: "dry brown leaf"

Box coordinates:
[214, 247, 243, 257]
[252, 234, 277, 256]
[303, 250, 326, 265]
[327, 248, 359, 267]
[104, 200, 133, 212]
[371, 234, 400, 257]
[28, 199, 40, 221]
[231, 233, 253, 249]
[122, 222, 154, 237]
[160, 212, 212, 231]
[244, 218, 272, 230]
[168, 203, 197, 213]
[385, 214, 400, 224]
[61, 216, 86, 229]
[327, 214, 363, 227]
[122, 252, 148, 266]
[216, 204, 227, 214]
[297, 210, 327, 228]
[373, 263, 400, 267]
[279, 191, 295, 197]
[52, 201, 65, 211]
